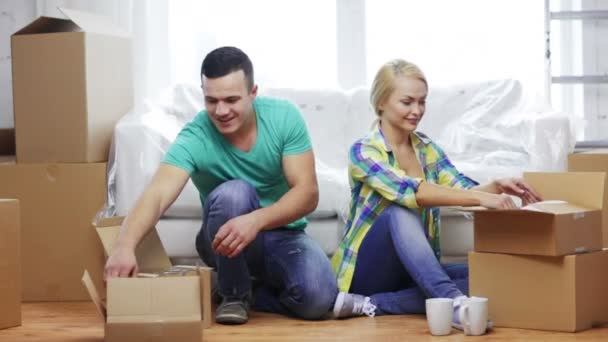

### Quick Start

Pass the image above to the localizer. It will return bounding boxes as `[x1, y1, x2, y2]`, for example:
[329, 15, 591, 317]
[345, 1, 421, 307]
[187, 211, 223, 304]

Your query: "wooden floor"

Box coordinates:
[1, 302, 607, 341]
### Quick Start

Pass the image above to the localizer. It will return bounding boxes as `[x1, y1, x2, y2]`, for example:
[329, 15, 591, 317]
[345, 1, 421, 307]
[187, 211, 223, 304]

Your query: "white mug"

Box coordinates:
[425, 298, 453, 336]
[459, 297, 489, 336]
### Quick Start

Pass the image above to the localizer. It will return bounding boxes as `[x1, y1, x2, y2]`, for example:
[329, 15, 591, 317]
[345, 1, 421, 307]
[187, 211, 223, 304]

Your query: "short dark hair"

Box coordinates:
[200, 46, 254, 90]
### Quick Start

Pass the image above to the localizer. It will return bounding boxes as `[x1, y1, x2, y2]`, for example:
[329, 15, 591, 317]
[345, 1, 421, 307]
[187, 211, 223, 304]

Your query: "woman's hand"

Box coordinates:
[494, 178, 542, 206]
[478, 192, 518, 209]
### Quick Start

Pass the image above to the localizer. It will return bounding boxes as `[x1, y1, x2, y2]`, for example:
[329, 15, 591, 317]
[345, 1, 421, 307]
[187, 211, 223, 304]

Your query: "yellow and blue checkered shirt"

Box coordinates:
[331, 125, 478, 291]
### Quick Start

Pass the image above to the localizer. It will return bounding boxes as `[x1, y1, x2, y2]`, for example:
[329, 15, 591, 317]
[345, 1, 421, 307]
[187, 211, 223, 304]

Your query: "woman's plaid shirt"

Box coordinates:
[331, 125, 478, 291]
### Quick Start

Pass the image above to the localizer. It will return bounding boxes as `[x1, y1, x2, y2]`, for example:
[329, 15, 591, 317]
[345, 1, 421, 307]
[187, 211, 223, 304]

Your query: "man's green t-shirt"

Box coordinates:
[162, 96, 312, 229]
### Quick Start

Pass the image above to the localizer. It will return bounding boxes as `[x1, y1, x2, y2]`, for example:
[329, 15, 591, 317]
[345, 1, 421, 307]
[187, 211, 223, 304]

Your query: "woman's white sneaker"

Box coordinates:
[333, 292, 377, 318]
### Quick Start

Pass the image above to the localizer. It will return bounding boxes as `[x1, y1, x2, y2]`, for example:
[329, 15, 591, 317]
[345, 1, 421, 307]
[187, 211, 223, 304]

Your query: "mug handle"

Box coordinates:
[459, 304, 471, 335]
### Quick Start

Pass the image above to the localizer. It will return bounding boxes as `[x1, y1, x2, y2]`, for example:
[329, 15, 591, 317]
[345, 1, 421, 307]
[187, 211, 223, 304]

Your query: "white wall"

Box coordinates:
[0, 0, 36, 128]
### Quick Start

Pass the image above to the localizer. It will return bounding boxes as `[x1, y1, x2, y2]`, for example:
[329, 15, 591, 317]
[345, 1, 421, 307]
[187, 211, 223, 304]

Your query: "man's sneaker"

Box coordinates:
[215, 298, 249, 325]
[333, 292, 377, 318]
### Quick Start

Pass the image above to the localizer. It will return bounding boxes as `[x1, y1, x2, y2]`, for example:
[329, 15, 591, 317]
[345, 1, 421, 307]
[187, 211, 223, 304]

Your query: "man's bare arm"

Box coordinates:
[213, 150, 318, 258]
[105, 164, 190, 278]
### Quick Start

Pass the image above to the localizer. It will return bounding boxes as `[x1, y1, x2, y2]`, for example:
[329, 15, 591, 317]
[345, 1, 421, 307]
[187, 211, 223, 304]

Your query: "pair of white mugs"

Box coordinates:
[425, 297, 489, 336]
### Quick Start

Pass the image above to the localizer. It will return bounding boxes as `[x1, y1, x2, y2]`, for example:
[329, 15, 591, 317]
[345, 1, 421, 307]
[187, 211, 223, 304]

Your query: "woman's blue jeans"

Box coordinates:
[350, 205, 468, 315]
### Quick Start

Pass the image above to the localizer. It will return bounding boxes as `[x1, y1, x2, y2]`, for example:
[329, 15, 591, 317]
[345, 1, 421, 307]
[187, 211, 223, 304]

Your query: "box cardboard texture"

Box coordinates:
[0, 199, 21, 329]
[11, 8, 133, 163]
[0, 161, 106, 301]
[470, 250, 608, 332]
[82, 217, 212, 342]
[473, 172, 605, 256]
[568, 150, 608, 247]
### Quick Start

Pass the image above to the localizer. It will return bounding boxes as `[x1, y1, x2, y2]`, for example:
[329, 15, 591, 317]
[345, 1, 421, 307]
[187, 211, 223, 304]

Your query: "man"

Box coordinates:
[104, 46, 340, 324]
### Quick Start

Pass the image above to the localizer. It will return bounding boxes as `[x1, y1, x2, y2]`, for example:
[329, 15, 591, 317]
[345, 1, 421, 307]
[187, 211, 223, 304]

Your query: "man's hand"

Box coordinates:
[479, 193, 518, 209]
[212, 213, 261, 258]
[104, 246, 138, 279]
[495, 178, 542, 206]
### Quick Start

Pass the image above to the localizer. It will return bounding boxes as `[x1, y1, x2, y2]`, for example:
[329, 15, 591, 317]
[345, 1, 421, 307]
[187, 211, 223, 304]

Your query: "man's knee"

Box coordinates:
[207, 180, 257, 207]
[204, 180, 259, 223]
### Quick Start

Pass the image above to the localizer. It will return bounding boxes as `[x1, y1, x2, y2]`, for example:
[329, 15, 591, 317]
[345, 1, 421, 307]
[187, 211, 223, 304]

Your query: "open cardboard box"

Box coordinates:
[82, 217, 212, 342]
[471, 172, 605, 256]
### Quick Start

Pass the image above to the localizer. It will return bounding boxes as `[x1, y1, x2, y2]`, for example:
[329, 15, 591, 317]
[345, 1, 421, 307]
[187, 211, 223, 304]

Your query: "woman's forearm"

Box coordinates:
[471, 180, 500, 194]
[415, 182, 485, 207]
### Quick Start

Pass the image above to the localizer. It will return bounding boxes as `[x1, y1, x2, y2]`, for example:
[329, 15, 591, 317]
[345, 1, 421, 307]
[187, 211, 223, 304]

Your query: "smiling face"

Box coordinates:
[202, 70, 258, 137]
[378, 75, 427, 133]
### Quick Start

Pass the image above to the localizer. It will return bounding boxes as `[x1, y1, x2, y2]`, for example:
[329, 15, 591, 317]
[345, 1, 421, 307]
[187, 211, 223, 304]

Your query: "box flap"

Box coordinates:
[524, 172, 606, 210]
[94, 217, 172, 271]
[58, 7, 129, 37]
[106, 277, 201, 319]
[13, 16, 79, 35]
[81, 270, 106, 320]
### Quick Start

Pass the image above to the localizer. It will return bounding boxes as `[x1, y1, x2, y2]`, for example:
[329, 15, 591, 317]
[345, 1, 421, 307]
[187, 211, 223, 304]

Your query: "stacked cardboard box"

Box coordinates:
[0, 162, 108, 301]
[5, 7, 133, 302]
[469, 172, 608, 332]
[0, 199, 21, 329]
[11, 8, 132, 163]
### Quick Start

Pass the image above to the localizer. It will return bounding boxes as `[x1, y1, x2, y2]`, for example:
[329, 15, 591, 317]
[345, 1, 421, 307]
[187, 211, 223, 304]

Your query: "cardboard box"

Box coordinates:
[473, 172, 605, 256]
[11, 8, 133, 163]
[470, 250, 608, 332]
[82, 217, 212, 342]
[0, 129, 15, 156]
[0, 199, 21, 329]
[568, 151, 608, 247]
[0, 161, 106, 301]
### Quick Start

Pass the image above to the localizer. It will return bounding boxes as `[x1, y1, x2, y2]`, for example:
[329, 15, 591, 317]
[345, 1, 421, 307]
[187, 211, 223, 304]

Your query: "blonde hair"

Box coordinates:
[370, 59, 427, 123]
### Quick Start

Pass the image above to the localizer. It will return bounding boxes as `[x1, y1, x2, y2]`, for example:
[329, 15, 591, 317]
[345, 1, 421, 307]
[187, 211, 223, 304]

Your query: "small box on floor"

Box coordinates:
[469, 250, 608, 332]
[0, 199, 21, 330]
[473, 172, 605, 256]
[568, 151, 608, 248]
[82, 217, 212, 342]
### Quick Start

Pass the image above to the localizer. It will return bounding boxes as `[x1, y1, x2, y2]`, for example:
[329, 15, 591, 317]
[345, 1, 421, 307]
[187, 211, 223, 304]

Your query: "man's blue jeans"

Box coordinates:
[350, 205, 468, 315]
[195, 180, 338, 320]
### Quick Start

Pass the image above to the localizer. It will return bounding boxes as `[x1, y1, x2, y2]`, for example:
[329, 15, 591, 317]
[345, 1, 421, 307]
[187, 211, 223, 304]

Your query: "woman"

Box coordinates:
[330, 59, 542, 323]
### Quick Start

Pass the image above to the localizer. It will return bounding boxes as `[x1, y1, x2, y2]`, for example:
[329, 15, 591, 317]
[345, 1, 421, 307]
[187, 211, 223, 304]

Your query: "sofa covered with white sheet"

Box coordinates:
[108, 80, 574, 261]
